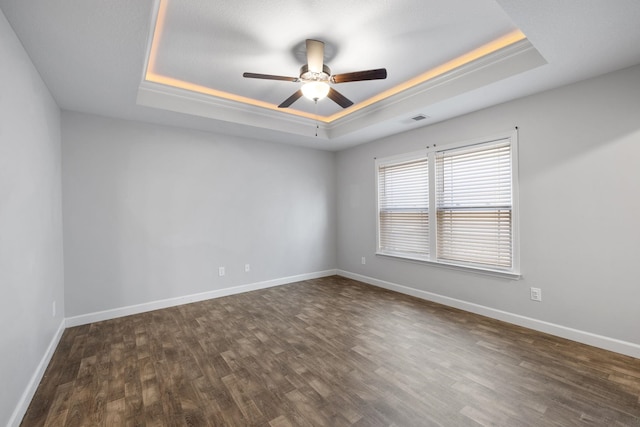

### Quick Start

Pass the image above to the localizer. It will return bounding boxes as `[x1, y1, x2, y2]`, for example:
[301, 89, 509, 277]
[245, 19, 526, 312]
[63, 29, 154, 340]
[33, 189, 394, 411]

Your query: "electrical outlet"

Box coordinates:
[218, 266, 225, 277]
[530, 287, 542, 302]
[245, 264, 250, 272]
[361, 256, 366, 265]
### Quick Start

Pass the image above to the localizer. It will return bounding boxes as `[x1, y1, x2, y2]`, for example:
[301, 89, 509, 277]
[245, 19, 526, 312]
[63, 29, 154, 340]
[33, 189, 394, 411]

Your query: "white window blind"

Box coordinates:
[436, 140, 513, 269]
[377, 156, 429, 259]
[376, 132, 518, 276]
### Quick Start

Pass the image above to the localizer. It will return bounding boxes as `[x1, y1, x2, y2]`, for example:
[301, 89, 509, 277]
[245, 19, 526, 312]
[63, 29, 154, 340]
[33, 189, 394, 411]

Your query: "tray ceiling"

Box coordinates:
[138, 0, 544, 140]
[2, 0, 640, 149]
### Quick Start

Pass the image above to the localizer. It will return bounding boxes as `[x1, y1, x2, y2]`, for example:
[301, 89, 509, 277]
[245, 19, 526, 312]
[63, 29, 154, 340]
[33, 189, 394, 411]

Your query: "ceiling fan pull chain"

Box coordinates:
[315, 99, 319, 137]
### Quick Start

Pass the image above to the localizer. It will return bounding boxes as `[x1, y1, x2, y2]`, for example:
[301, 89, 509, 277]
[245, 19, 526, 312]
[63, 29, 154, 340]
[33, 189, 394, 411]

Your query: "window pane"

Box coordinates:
[378, 156, 429, 258]
[379, 211, 429, 257]
[436, 140, 512, 269]
[437, 209, 512, 268]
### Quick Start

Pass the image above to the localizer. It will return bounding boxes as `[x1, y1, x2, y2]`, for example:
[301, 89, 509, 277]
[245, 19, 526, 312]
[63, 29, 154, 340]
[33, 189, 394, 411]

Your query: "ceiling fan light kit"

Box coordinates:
[301, 81, 330, 101]
[243, 39, 387, 109]
[299, 63, 331, 101]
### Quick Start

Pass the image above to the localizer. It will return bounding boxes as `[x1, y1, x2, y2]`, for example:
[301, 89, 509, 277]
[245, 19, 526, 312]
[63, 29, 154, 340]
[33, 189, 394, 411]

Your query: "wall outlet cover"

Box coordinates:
[530, 287, 542, 302]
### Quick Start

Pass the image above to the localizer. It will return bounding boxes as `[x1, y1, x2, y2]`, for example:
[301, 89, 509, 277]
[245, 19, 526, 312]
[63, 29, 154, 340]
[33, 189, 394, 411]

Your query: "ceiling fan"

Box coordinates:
[243, 39, 387, 109]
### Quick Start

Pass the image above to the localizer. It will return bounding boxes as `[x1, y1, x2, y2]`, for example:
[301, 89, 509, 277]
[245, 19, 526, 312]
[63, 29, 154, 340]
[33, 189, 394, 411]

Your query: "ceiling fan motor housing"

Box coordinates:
[300, 64, 331, 83]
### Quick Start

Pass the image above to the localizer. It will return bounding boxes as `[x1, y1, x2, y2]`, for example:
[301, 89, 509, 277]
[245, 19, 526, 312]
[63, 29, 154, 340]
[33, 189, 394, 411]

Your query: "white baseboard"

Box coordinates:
[337, 270, 640, 359]
[66, 269, 337, 327]
[8, 318, 66, 427]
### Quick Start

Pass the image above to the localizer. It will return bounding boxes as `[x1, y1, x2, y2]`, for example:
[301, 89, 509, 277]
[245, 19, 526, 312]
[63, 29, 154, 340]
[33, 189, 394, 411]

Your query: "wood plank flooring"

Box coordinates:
[21, 276, 640, 426]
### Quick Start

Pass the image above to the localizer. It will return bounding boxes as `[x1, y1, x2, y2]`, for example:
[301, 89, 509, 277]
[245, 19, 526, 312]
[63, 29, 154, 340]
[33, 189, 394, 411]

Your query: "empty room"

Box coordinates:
[1, 0, 639, 426]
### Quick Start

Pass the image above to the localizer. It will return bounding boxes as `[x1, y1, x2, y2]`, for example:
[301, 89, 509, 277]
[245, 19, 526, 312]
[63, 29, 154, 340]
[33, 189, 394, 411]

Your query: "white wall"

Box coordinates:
[336, 64, 640, 352]
[62, 112, 336, 318]
[0, 9, 65, 427]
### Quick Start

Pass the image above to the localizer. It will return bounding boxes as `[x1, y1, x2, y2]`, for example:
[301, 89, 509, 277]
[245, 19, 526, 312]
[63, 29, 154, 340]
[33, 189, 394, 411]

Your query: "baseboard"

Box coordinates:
[8, 318, 66, 427]
[337, 270, 640, 359]
[66, 269, 337, 327]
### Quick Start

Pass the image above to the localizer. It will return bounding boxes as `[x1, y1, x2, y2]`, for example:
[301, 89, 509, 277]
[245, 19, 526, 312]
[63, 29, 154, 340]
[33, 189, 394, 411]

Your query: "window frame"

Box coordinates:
[375, 130, 520, 278]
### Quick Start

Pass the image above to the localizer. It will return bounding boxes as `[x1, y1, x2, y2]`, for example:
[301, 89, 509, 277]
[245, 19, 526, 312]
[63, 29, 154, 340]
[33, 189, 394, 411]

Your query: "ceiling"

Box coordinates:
[2, 0, 640, 151]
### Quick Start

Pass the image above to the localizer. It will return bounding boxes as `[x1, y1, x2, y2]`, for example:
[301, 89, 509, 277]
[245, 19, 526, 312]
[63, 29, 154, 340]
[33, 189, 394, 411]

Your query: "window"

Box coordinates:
[377, 154, 430, 259]
[376, 131, 519, 276]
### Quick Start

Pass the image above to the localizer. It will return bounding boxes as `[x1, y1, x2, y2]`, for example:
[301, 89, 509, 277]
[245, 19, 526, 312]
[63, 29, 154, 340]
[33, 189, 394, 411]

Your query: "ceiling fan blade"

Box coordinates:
[327, 88, 354, 108]
[278, 90, 303, 108]
[306, 39, 324, 73]
[243, 72, 299, 82]
[331, 68, 387, 83]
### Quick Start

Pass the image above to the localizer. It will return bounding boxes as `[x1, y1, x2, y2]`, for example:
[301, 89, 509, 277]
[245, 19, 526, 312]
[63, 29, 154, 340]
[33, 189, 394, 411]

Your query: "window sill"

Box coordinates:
[375, 252, 522, 280]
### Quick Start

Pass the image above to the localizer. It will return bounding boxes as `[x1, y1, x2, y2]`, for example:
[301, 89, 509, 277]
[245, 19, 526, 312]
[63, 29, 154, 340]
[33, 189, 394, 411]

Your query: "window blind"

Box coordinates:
[378, 157, 429, 259]
[435, 140, 512, 269]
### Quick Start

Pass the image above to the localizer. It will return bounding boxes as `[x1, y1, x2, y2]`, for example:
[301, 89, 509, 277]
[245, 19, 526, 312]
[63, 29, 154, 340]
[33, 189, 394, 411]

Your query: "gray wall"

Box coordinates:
[336, 64, 640, 346]
[2, 4, 639, 421]
[62, 112, 337, 317]
[0, 9, 65, 426]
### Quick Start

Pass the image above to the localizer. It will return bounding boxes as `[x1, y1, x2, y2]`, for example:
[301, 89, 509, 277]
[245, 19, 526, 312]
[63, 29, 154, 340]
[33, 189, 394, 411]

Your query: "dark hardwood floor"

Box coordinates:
[22, 276, 640, 426]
